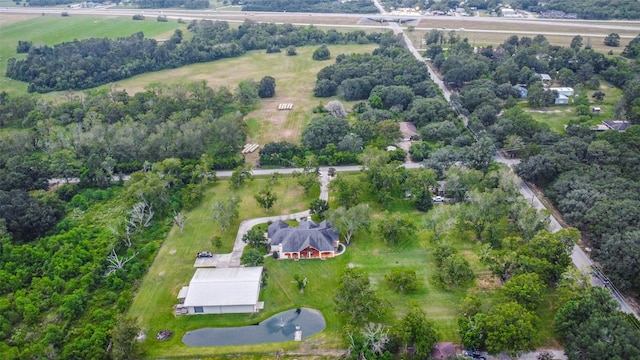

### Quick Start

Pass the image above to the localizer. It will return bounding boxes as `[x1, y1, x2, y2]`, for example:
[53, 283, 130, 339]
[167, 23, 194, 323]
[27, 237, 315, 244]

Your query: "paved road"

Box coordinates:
[3, 7, 640, 39]
[224, 171, 332, 267]
[493, 152, 638, 318]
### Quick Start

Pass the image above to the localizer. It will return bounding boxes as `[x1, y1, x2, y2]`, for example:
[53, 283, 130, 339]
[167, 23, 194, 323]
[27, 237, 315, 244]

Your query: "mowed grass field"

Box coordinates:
[89, 43, 378, 145]
[0, 14, 378, 144]
[0, 15, 185, 93]
[129, 173, 506, 358]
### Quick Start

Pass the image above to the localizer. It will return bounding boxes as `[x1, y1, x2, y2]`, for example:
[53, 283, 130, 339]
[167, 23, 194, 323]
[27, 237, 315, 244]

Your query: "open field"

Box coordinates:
[407, 29, 630, 55]
[128, 172, 569, 358]
[0, 15, 185, 93]
[81, 43, 377, 145]
[525, 84, 624, 133]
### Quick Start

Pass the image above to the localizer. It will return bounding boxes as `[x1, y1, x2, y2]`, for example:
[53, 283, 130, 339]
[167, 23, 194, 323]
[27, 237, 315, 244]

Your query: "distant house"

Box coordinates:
[555, 94, 569, 105]
[177, 267, 264, 315]
[513, 85, 528, 98]
[268, 219, 340, 259]
[501, 8, 522, 17]
[549, 87, 574, 97]
[603, 120, 632, 131]
[536, 73, 552, 83]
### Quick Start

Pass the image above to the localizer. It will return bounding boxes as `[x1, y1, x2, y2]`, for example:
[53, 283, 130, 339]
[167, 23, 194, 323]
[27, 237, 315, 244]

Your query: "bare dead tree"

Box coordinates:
[128, 200, 154, 229]
[107, 221, 133, 248]
[105, 248, 138, 277]
[173, 211, 187, 233]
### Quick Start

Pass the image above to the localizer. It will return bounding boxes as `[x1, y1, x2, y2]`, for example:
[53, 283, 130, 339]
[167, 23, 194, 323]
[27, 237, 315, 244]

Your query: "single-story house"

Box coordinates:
[177, 267, 264, 315]
[549, 87, 574, 97]
[501, 8, 522, 17]
[513, 85, 528, 98]
[603, 120, 632, 131]
[555, 94, 569, 105]
[536, 73, 552, 83]
[268, 219, 340, 259]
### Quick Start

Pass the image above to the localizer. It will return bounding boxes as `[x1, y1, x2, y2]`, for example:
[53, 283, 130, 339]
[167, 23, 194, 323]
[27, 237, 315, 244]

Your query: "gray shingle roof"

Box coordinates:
[269, 220, 338, 253]
[267, 220, 290, 238]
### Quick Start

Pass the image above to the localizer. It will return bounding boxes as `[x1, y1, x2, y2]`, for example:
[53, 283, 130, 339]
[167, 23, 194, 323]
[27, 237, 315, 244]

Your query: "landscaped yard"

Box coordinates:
[129, 173, 505, 358]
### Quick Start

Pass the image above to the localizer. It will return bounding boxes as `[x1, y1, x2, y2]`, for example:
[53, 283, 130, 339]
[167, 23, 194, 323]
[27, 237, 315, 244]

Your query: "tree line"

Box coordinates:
[238, 0, 378, 13]
[6, 20, 381, 93]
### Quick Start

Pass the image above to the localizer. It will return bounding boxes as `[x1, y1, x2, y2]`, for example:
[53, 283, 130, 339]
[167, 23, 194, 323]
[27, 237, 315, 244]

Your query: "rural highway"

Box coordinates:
[2, 7, 640, 39]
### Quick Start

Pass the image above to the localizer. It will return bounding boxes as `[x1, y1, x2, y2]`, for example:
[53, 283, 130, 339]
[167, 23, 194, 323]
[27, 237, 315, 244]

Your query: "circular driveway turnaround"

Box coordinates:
[182, 308, 326, 346]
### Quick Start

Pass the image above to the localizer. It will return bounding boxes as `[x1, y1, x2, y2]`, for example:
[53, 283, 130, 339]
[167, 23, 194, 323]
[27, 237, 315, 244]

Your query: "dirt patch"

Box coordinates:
[169, 249, 177, 254]
[0, 14, 38, 26]
[476, 273, 502, 290]
[158, 271, 165, 277]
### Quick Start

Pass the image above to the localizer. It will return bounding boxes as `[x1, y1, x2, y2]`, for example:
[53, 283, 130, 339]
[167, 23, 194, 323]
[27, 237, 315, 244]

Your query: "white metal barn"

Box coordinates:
[179, 267, 264, 315]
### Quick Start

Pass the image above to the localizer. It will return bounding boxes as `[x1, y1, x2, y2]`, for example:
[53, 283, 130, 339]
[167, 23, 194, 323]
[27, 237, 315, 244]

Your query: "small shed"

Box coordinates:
[549, 87, 574, 97]
[513, 85, 528, 98]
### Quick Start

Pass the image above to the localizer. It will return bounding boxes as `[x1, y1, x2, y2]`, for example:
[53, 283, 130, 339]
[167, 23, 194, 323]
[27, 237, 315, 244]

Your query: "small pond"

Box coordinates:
[182, 307, 326, 347]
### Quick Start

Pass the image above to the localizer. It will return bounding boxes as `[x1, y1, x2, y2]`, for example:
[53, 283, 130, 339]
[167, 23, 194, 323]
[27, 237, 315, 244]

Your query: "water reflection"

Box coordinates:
[182, 308, 326, 347]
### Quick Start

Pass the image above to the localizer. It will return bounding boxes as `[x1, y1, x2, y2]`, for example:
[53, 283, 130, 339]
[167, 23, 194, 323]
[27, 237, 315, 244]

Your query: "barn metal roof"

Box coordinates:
[183, 267, 263, 307]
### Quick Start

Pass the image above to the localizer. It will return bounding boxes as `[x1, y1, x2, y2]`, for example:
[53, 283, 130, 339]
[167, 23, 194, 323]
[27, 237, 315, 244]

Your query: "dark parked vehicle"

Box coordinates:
[196, 251, 213, 258]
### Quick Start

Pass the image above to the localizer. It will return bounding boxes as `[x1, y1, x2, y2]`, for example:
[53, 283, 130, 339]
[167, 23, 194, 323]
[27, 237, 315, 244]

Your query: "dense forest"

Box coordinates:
[239, 0, 377, 13]
[6, 20, 380, 93]
[422, 30, 640, 295]
[0, 75, 255, 356]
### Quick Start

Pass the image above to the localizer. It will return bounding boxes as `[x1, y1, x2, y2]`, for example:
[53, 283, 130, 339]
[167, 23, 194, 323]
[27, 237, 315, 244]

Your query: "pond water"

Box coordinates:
[182, 307, 326, 347]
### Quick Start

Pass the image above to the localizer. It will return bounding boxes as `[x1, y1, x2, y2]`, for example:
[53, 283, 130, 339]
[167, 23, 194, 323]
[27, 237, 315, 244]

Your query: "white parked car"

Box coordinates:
[433, 196, 444, 202]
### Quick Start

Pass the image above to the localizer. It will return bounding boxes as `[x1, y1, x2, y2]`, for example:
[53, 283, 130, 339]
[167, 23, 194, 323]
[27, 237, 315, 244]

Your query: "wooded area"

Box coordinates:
[6, 20, 380, 92]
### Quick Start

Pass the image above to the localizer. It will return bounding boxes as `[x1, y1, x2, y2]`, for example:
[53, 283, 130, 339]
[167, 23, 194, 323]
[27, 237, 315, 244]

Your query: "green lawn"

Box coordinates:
[77, 44, 377, 145]
[525, 84, 624, 133]
[129, 174, 505, 358]
[0, 15, 184, 93]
